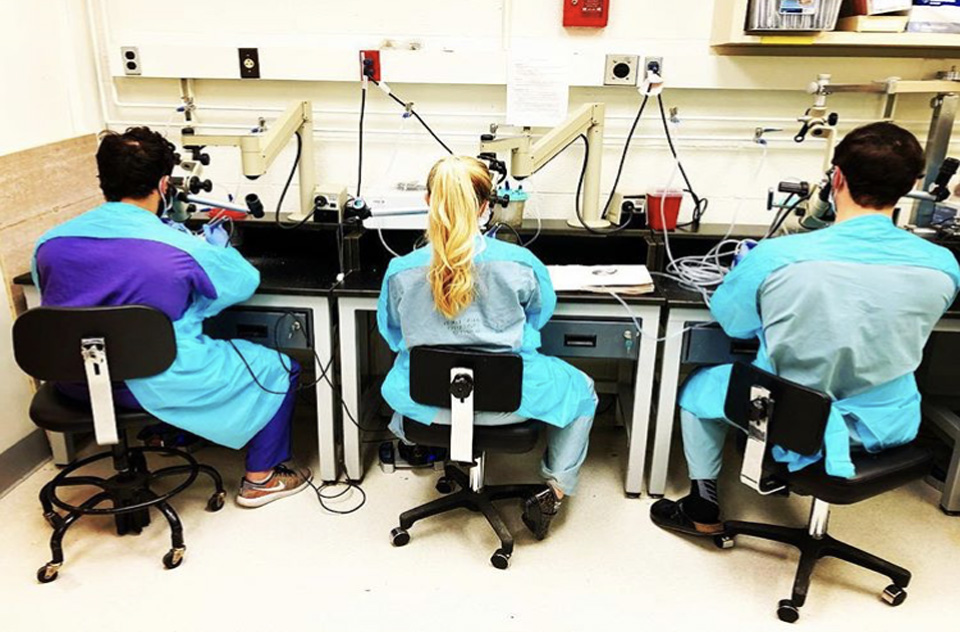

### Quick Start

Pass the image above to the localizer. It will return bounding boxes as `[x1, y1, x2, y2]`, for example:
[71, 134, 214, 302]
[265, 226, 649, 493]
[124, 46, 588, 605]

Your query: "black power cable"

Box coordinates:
[358, 84, 367, 197]
[273, 132, 313, 231]
[226, 311, 373, 514]
[656, 95, 709, 229]
[765, 193, 811, 238]
[373, 80, 453, 154]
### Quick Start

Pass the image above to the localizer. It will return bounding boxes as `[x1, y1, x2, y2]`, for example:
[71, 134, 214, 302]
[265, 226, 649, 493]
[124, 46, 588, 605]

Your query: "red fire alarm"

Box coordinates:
[563, 0, 610, 28]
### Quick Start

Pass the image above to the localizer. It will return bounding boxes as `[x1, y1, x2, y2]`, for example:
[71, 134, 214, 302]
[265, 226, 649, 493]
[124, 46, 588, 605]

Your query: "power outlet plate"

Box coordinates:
[238, 48, 260, 79]
[644, 56, 663, 78]
[121, 46, 141, 76]
[604, 55, 639, 86]
[360, 50, 381, 81]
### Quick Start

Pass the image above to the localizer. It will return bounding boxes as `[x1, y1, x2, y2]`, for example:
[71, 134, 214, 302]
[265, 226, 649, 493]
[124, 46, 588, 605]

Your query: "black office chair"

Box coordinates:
[12, 306, 225, 583]
[388, 346, 550, 569]
[715, 362, 933, 623]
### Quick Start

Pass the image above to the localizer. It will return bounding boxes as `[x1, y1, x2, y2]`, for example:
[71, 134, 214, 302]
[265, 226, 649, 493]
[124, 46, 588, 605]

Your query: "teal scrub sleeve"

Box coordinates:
[708, 244, 774, 340]
[187, 244, 260, 316]
[525, 253, 556, 330]
[377, 273, 404, 352]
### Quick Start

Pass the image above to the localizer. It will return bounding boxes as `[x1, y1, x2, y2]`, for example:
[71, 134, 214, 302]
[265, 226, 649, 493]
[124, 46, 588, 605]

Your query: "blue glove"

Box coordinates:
[161, 218, 190, 234]
[202, 222, 230, 247]
[733, 239, 758, 267]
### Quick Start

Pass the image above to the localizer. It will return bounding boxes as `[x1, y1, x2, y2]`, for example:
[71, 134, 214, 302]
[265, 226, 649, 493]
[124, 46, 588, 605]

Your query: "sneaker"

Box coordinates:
[522, 487, 562, 540]
[236, 464, 313, 508]
[649, 497, 724, 536]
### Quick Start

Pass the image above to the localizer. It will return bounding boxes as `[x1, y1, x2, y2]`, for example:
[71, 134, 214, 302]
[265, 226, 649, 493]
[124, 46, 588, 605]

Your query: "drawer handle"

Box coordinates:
[237, 323, 269, 339]
[564, 334, 597, 348]
[731, 338, 759, 355]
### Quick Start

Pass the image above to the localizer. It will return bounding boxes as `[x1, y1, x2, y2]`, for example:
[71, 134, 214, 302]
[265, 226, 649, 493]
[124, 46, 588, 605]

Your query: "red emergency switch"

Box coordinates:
[563, 0, 610, 28]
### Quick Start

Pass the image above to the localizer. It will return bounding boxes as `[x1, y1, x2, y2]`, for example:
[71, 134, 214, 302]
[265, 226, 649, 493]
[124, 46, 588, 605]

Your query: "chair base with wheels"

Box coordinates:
[713, 444, 932, 623]
[390, 419, 548, 570]
[32, 384, 225, 584]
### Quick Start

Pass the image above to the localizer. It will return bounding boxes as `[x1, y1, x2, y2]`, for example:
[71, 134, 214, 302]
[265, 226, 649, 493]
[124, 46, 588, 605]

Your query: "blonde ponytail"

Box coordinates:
[426, 156, 493, 319]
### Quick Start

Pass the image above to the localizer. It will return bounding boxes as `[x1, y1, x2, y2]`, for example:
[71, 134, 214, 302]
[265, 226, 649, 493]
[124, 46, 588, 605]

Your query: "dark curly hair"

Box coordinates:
[832, 122, 925, 210]
[96, 127, 179, 202]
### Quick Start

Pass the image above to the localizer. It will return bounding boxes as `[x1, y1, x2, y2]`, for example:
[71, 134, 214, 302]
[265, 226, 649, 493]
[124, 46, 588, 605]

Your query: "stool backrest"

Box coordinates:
[724, 362, 832, 456]
[410, 346, 522, 413]
[13, 306, 176, 382]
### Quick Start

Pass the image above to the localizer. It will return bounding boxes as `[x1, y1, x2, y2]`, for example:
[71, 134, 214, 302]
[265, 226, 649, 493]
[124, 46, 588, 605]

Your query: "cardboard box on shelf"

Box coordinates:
[837, 13, 909, 29]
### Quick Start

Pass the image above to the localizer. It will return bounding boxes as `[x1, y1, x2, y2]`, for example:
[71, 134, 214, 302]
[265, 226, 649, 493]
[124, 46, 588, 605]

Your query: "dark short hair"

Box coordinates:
[96, 127, 178, 202]
[832, 122, 924, 209]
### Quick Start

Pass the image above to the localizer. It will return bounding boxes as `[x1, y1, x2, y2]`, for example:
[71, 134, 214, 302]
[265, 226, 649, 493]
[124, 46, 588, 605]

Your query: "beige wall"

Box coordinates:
[0, 0, 101, 454]
[0, 135, 102, 453]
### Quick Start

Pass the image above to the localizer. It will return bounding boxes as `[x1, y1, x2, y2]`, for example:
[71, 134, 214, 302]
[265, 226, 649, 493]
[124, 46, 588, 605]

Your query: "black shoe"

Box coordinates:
[522, 487, 561, 540]
[650, 498, 724, 537]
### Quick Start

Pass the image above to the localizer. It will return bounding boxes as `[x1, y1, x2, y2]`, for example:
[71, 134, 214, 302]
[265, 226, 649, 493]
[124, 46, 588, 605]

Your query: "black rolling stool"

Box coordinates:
[715, 362, 933, 623]
[389, 346, 550, 569]
[12, 306, 226, 583]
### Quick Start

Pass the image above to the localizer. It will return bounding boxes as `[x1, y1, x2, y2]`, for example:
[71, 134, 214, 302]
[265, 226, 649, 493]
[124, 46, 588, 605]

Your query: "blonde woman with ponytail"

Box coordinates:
[377, 156, 598, 538]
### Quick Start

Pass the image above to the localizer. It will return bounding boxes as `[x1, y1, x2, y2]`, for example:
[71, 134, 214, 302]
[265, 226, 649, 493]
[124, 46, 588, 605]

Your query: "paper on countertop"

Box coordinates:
[506, 53, 570, 128]
[362, 213, 429, 230]
[547, 264, 654, 292]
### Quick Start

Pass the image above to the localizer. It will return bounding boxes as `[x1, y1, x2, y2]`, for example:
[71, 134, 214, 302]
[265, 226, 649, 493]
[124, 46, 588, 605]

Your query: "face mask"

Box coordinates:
[478, 206, 492, 229]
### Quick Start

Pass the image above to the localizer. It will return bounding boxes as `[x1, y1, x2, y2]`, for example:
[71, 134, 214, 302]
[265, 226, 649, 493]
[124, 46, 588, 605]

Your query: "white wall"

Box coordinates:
[0, 0, 101, 155]
[0, 0, 101, 454]
[91, 0, 960, 225]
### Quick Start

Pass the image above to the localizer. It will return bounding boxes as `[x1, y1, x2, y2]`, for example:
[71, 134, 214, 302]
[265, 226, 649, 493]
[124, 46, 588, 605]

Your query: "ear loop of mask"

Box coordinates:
[159, 179, 171, 215]
[827, 168, 838, 218]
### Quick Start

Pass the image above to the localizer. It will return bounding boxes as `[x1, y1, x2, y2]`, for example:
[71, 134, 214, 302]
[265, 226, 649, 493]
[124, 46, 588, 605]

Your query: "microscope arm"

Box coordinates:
[180, 101, 316, 217]
[479, 103, 607, 227]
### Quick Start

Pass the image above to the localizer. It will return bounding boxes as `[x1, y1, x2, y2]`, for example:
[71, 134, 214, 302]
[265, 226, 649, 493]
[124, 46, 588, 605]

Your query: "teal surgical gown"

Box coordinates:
[680, 214, 960, 477]
[31, 203, 292, 449]
[377, 236, 596, 429]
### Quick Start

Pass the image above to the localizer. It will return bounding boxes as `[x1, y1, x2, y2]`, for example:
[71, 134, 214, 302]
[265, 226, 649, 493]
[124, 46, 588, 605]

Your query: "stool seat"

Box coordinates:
[402, 417, 543, 454]
[29, 383, 160, 434]
[783, 444, 933, 505]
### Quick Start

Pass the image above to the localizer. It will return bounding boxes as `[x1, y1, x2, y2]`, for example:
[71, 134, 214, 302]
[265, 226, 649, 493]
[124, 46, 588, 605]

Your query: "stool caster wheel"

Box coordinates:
[37, 563, 60, 584]
[206, 491, 226, 512]
[43, 512, 63, 530]
[490, 550, 511, 570]
[882, 584, 907, 606]
[777, 599, 799, 623]
[390, 527, 410, 547]
[163, 547, 185, 570]
[625, 492, 641, 499]
[436, 477, 455, 494]
[714, 535, 735, 549]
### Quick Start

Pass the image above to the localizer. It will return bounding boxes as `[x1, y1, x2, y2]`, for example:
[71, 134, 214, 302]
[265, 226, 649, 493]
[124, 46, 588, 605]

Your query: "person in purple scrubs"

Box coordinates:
[33, 127, 311, 508]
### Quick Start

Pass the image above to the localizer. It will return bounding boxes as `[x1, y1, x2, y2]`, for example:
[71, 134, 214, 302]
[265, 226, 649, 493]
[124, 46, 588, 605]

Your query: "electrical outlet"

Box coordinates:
[621, 195, 645, 217]
[121, 46, 141, 76]
[360, 50, 381, 82]
[604, 55, 639, 87]
[644, 56, 663, 78]
[238, 48, 260, 79]
[605, 194, 646, 225]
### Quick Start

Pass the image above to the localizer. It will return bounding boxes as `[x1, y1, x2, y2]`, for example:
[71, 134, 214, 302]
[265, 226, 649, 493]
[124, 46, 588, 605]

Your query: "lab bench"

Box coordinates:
[645, 229, 960, 517]
[332, 227, 667, 496]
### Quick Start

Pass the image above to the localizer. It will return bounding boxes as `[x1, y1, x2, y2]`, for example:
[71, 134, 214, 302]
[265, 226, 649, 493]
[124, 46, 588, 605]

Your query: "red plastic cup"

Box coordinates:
[647, 190, 683, 231]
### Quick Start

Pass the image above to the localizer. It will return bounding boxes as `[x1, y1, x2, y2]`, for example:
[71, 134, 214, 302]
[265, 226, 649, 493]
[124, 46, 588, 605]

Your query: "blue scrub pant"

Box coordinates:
[245, 361, 300, 472]
[388, 378, 597, 496]
[57, 362, 300, 473]
[681, 409, 866, 482]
